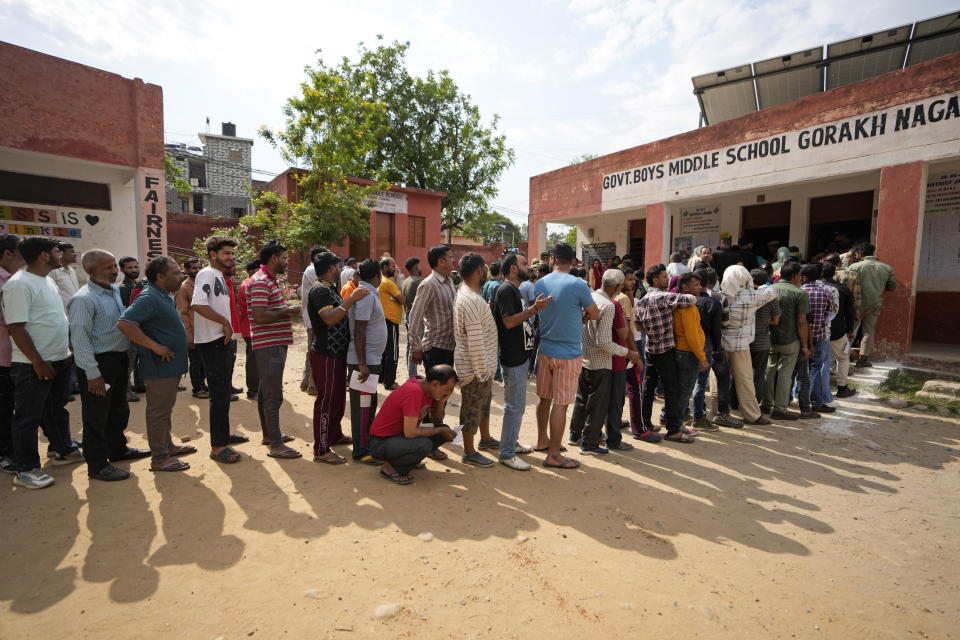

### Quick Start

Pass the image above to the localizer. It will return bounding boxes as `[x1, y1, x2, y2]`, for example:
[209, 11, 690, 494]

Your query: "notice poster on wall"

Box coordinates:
[919, 171, 960, 288]
[680, 204, 720, 234]
[581, 242, 617, 267]
[673, 235, 693, 255]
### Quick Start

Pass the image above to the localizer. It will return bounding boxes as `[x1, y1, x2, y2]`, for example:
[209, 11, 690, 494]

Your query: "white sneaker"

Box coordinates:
[0, 456, 17, 474]
[500, 456, 531, 471]
[50, 449, 84, 466]
[513, 443, 534, 454]
[13, 468, 55, 489]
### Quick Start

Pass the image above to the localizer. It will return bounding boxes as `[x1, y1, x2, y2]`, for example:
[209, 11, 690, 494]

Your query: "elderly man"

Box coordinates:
[68, 249, 151, 481]
[0, 234, 25, 474]
[3, 237, 81, 489]
[453, 253, 500, 468]
[570, 268, 639, 455]
[118, 256, 197, 472]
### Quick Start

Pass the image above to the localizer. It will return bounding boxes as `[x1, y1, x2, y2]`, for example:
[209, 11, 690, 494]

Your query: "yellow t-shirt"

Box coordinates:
[378, 277, 403, 325]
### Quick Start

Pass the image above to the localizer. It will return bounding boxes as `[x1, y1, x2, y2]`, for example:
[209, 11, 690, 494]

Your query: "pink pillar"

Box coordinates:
[874, 161, 925, 358]
[643, 203, 667, 271]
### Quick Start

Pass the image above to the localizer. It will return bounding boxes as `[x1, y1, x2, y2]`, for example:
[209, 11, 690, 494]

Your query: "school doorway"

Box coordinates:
[741, 200, 790, 262]
[628, 218, 645, 267]
[374, 211, 395, 259]
[808, 190, 874, 258]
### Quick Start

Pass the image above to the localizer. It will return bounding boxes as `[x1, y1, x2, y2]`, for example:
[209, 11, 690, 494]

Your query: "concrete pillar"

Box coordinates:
[874, 161, 926, 358]
[789, 196, 809, 254]
[135, 167, 167, 261]
[643, 202, 669, 270]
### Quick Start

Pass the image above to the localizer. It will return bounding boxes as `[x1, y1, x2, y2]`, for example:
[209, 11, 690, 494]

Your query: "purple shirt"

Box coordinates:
[0, 265, 12, 367]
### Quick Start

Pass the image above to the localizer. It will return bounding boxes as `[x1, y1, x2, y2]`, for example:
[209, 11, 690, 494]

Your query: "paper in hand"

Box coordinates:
[451, 424, 465, 444]
[349, 370, 379, 394]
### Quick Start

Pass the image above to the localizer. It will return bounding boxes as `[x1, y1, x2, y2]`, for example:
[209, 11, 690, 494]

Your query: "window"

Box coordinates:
[188, 161, 206, 188]
[193, 194, 204, 214]
[408, 215, 425, 248]
[231, 207, 245, 217]
[180, 198, 189, 213]
[0, 170, 111, 210]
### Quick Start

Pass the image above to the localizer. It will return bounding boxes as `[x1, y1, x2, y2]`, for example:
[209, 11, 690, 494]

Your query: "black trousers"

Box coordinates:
[188, 346, 207, 392]
[423, 347, 454, 370]
[569, 368, 612, 448]
[370, 432, 447, 476]
[381, 320, 400, 387]
[0, 366, 12, 457]
[641, 349, 682, 435]
[77, 352, 130, 473]
[197, 339, 233, 447]
[10, 358, 74, 471]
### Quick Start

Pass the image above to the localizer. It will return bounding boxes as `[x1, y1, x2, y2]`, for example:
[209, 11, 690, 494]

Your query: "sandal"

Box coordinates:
[542, 456, 580, 469]
[169, 445, 197, 456]
[192, 390, 210, 399]
[313, 452, 346, 465]
[210, 447, 241, 463]
[426, 449, 448, 461]
[333, 436, 353, 445]
[149, 459, 190, 472]
[533, 446, 568, 453]
[227, 434, 249, 445]
[379, 469, 413, 485]
[664, 432, 695, 443]
[261, 434, 295, 445]
[267, 448, 302, 459]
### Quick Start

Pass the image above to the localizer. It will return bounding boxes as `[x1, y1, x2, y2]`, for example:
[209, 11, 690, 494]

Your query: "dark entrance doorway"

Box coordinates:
[808, 191, 873, 258]
[374, 211, 395, 259]
[628, 218, 645, 267]
[741, 201, 790, 262]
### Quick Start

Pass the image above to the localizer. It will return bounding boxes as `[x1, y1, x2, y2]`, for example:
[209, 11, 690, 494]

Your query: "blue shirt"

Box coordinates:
[534, 272, 595, 359]
[119, 283, 188, 380]
[518, 280, 536, 309]
[66, 281, 129, 379]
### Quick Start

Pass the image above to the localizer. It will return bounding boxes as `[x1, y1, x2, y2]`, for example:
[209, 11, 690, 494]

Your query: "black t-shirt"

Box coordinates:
[493, 280, 532, 367]
[711, 247, 741, 279]
[307, 280, 350, 358]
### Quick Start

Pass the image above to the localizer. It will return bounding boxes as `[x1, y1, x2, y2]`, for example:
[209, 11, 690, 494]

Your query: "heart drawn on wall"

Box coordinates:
[85, 214, 100, 226]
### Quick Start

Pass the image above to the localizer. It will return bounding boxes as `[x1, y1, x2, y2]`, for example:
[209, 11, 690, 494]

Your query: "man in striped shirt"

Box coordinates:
[247, 241, 302, 460]
[453, 253, 500, 468]
[408, 245, 456, 369]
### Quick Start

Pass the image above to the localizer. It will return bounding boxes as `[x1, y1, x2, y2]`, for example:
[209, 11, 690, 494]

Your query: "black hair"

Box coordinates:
[537, 263, 549, 276]
[824, 253, 840, 266]
[18, 236, 59, 264]
[821, 262, 836, 280]
[501, 252, 522, 277]
[458, 252, 486, 280]
[183, 257, 202, 268]
[404, 256, 420, 273]
[788, 245, 800, 253]
[259, 240, 286, 265]
[760, 262, 773, 275]
[678, 272, 698, 291]
[358, 258, 380, 281]
[309, 244, 328, 261]
[425, 364, 459, 385]
[119, 256, 138, 268]
[313, 251, 341, 277]
[780, 261, 802, 281]
[0, 234, 20, 256]
[427, 244, 451, 269]
[800, 262, 822, 281]
[704, 267, 718, 286]
[57, 242, 74, 251]
[488, 261, 501, 277]
[692, 269, 708, 287]
[204, 235, 237, 257]
[670, 252, 682, 263]
[738, 236, 752, 246]
[245, 259, 261, 272]
[345, 257, 357, 266]
[645, 263, 666, 286]
[145, 256, 175, 284]
[856, 242, 875, 257]
[551, 242, 574, 265]
[621, 266, 635, 276]
[379, 257, 393, 270]
[750, 268, 768, 287]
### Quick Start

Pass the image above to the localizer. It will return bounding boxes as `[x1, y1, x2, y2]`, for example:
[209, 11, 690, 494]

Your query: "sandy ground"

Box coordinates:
[1, 324, 958, 639]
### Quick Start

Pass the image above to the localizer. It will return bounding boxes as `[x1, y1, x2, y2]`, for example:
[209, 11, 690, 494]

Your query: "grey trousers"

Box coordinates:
[255, 345, 287, 446]
[858, 306, 882, 358]
[144, 377, 179, 464]
[301, 328, 315, 390]
[569, 368, 612, 449]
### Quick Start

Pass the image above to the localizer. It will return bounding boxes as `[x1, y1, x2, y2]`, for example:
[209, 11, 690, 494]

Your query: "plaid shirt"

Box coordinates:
[635, 288, 696, 355]
[801, 281, 839, 344]
[721, 286, 778, 352]
[581, 290, 628, 370]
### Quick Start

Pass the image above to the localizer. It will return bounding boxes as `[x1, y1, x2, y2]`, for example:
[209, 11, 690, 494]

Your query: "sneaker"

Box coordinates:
[681, 426, 699, 436]
[513, 443, 534, 455]
[50, 448, 84, 466]
[0, 457, 18, 474]
[579, 445, 609, 455]
[813, 404, 837, 413]
[478, 437, 501, 450]
[607, 441, 635, 451]
[835, 386, 857, 398]
[693, 417, 717, 431]
[462, 452, 494, 467]
[799, 410, 822, 419]
[500, 456, 531, 471]
[712, 413, 743, 428]
[770, 409, 799, 421]
[126, 390, 140, 402]
[567, 435, 582, 446]
[13, 468, 55, 489]
[88, 463, 130, 482]
[855, 358, 873, 368]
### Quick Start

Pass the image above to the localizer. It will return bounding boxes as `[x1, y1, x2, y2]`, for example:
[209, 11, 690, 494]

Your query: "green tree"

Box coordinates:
[165, 155, 191, 196]
[568, 153, 599, 165]
[485, 212, 525, 246]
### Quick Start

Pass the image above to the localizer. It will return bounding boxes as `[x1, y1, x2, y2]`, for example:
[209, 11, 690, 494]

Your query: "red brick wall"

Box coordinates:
[167, 213, 241, 257]
[0, 42, 164, 170]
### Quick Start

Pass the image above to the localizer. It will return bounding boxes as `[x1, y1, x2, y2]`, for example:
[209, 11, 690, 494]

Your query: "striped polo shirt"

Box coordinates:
[246, 265, 293, 349]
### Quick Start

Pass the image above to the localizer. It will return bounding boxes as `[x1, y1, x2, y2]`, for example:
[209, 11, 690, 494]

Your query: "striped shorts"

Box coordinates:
[536, 354, 582, 406]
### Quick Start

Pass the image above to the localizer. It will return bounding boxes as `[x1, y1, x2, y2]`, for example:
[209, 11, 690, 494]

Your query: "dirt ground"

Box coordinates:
[1, 324, 958, 639]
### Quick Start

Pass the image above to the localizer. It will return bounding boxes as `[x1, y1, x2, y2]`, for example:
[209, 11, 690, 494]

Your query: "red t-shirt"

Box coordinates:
[226, 279, 241, 334]
[237, 278, 252, 338]
[611, 300, 627, 373]
[369, 377, 437, 438]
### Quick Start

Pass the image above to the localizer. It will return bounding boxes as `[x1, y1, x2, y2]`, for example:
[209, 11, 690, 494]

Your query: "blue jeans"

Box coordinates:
[500, 363, 528, 459]
[809, 338, 833, 407]
[693, 344, 732, 418]
[10, 358, 75, 471]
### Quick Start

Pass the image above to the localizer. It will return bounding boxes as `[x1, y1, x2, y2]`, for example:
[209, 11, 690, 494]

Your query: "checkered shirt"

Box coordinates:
[635, 288, 696, 355]
[802, 281, 839, 344]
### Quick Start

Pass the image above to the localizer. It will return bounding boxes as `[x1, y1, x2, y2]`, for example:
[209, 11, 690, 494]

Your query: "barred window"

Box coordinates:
[408, 215, 425, 248]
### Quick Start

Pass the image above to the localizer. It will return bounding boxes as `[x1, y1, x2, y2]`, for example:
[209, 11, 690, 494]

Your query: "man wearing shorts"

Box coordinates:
[533, 242, 598, 470]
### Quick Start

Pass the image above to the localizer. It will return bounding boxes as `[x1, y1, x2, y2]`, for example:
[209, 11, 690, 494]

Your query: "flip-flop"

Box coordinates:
[261, 434, 295, 445]
[333, 436, 353, 445]
[210, 447, 241, 463]
[149, 459, 190, 472]
[542, 457, 580, 469]
[664, 432, 695, 443]
[267, 448, 302, 459]
[379, 469, 413, 485]
[313, 452, 346, 465]
[169, 445, 197, 456]
[192, 390, 210, 399]
[227, 434, 249, 444]
[533, 446, 567, 453]
[426, 449, 448, 461]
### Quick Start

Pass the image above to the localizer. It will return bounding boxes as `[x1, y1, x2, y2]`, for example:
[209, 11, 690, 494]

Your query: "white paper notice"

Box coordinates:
[451, 424, 466, 444]
[349, 370, 379, 394]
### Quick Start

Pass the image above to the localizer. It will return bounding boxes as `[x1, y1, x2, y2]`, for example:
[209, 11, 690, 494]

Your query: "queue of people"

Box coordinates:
[0, 231, 896, 490]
